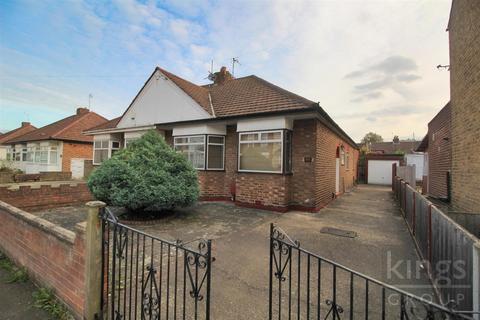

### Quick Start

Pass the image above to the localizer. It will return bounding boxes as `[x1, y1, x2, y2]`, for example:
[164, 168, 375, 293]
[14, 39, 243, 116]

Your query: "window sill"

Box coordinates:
[237, 170, 291, 175]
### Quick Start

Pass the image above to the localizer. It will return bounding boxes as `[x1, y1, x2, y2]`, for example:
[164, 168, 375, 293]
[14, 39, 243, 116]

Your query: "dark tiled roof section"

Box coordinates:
[370, 140, 421, 154]
[7, 111, 108, 144]
[0, 123, 37, 144]
[416, 135, 428, 152]
[207, 76, 316, 117]
[85, 117, 122, 131]
[159, 68, 212, 115]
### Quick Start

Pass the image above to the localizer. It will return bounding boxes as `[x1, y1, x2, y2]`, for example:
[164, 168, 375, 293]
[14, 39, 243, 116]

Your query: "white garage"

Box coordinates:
[367, 160, 400, 185]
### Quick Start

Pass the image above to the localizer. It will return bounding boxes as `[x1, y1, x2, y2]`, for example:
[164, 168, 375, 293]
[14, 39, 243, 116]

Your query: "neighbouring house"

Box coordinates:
[4, 108, 108, 174]
[0, 122, 37, 160]
[369, 136, 421, 155]
[84, 66, 359, 212]
[416, 102, 451, 200]
[448, 0, 480, 214]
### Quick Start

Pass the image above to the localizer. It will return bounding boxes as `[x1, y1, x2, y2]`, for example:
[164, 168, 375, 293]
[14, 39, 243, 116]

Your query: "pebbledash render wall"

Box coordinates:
[0, 200, 86, 318]
[166, 119, 358, 212]
[449, 0, 480, 214]
[62, 142, 93, 172]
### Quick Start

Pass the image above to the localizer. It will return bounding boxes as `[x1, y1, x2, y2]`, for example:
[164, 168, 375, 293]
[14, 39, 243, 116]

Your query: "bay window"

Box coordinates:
[174, 136, 206, 170]
[238, 130, 291, 174]
[174, 135, 225, 170]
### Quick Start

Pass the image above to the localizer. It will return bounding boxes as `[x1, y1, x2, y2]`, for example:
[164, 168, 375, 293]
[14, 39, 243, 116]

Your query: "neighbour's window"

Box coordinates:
[111, 141, 120, 157]
[14, 148, 21, 161]
[174, 136, 206, 170]
[93, 140, 109, 165]
[21, 148, 27, 161]
[207, 136, 225, 170]
[6, 149, 11, 161]
[49, 147, 58, 164]
[340, 147, 345, 166]
[346, 152, 350, 170]
[238, 130, 289, 173]
[39, 147, 48, 163]
[26, 147, 34, 162]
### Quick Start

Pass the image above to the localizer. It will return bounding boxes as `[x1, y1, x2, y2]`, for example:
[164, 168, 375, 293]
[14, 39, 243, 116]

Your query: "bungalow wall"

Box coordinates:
[165, 119, 358, 212]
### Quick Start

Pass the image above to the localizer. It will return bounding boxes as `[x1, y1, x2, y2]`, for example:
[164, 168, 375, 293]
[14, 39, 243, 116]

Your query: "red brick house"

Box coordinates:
[85, 67, 358, 212]
[416, 102, 451, 200]
[0, 122, 37, 160]
[5, 108, 107, 174]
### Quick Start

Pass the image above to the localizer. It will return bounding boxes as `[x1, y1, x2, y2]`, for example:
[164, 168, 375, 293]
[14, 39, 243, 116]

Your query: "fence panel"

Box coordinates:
[392, 176, 480, 317]
[431, 206, 475, 312]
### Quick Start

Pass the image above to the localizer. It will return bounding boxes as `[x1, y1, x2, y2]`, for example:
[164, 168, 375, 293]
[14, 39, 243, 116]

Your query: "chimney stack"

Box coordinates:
[21, 122, 30, 127]
[76, 107, 89, 115]
[212, 66, 233, 85]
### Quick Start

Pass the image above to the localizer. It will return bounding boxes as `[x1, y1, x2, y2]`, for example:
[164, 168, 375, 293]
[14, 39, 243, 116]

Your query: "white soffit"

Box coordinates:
[173, 124, 226, 136]
[237, 116, 293, 132]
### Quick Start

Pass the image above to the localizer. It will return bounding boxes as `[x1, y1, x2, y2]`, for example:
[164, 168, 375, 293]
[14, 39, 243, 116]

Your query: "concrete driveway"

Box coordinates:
[128, 184, 433, 319]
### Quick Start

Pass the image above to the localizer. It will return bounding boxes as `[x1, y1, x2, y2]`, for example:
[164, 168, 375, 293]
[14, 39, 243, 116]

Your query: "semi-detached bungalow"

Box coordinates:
[5, 108, 107, 174]
[85, 67, 359, 212]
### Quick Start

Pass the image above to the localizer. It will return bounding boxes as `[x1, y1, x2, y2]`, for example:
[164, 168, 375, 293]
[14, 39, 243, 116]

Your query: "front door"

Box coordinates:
[335, 158, 340, 194]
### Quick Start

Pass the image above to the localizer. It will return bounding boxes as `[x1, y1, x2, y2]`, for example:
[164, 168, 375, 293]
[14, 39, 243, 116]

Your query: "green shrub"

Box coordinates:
[87, 130, 199, 213]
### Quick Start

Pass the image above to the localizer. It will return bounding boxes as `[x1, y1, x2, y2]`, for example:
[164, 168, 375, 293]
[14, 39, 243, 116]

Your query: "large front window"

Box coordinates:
[174, 135, 225, 170]
[239, 130, 291, 173]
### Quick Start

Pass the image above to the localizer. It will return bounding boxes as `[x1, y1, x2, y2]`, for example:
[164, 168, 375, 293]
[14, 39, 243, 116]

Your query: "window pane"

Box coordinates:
[175, 144, 205, 169]
[208, 136, 224, 144]
[40, 151, 48, 163]
[240, 133, 258, 141]
[101, 141, 109, 148]
[111, 141, 120, 149]
[50, 151, 57, 164]
[174, 137, 188, 144]
[239, 142, 282, 172]
[189, 136, 205, 144]
[94, 150, 108, 164]
[261, 132, 281, 140]
[94, 141, 100, 148]
[208, 144, 223, 169]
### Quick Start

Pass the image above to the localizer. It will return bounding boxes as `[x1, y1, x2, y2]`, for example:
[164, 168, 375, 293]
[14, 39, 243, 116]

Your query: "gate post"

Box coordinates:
[84, 201, 106, 320]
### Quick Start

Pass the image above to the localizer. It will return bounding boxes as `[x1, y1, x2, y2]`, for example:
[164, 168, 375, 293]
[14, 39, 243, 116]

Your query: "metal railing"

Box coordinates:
[100, 208, 212, 320]
[268, 223, 474, 320]
[393, 177, 480, 317]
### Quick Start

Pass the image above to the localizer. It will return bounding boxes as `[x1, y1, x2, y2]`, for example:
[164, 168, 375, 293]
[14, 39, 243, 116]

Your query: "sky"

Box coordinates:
[0, 0, 452, 142]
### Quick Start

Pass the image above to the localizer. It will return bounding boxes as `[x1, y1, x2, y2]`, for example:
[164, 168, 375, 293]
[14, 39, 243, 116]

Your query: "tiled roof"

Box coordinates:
[370, 140, 421, 154]
[207, 75, 315, 117]
[7, 110, 108, 144]
[86, 117, 122, 131]
[0, 123, 37, 144]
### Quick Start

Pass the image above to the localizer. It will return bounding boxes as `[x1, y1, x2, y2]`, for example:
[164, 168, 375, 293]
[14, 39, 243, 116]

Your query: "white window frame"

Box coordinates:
[206, 135, 225, 170]
[238, 130, 284, 174]
[174, 135, 206, 170]
[93, 140, 110, 165]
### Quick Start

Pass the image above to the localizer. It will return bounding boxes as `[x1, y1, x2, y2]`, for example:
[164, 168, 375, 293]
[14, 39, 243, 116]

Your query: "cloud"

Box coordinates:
[345, 55, 422, 102]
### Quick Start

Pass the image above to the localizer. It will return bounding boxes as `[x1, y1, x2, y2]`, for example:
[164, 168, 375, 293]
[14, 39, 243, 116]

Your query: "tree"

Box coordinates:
[361, 132, 384, 144]
[87, 130, 199, 213]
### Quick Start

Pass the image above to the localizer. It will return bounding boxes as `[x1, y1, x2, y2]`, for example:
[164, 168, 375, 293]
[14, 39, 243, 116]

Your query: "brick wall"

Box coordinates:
[0, 201, 85, 318]
[315, 120, 358, 208]
[62, 142, 93, 172]
[167, 120, 358, 212]
[449, 0, 480, 213]
[427, 103, 451, 199]
[0, 182, 93, 210]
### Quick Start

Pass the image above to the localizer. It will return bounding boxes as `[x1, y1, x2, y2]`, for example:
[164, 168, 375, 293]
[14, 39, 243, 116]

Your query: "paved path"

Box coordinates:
[0, 265, 49, 320]
[128, 184, 433, 319]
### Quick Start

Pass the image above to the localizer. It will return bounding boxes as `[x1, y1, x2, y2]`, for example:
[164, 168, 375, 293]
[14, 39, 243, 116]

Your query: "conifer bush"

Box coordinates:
[87, 130, 199, 213]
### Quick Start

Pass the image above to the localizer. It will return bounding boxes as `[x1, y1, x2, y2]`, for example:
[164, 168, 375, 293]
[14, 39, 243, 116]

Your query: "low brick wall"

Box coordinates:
[0, 201, 86, 318]
[0, 182, 93, 210]
[0, 171, 72, 184]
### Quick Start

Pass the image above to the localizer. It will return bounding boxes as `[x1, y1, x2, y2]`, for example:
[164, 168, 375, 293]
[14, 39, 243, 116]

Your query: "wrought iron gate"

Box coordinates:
[268, 224, 474, 320]
[100, 208, 212, 320]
